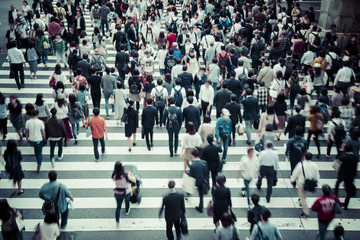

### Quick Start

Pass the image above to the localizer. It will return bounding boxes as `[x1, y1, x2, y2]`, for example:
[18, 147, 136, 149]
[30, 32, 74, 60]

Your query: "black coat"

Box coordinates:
[164, 105, 183, 131]
[241, 96, 259, 120]
[284, 114, 306, 139]
[159, 192, 185, 222]
[125, 107, 138, 137]
[64, 4, 76, 19]
[214, 89, 232, 114]
[77, 60, 92, 80]
[141, 106, 158, 129]
[74, 16, 86, 31]
[113, 31, 127, 51]
[178, 72, 193, 90]
[224, 102, 242, 125]
[183, 105, 201, 131]
[189, 159, 208, 187]
[115, 52, 129, 70]
[338, 152, 358, 180]
[201, 143, 222, 171]
[127, 27, 137, 43]
[225, 78, 243, 98]
[213, 185, 232, 214]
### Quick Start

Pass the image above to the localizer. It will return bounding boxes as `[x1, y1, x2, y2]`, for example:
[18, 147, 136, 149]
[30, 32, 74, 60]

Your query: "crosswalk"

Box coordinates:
[0, 2, 359, 240]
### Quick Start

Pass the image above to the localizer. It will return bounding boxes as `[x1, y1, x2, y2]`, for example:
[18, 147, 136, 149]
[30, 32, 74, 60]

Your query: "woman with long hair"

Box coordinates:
[50, 64, 67, 88]
[307, 105, 324, 158]
[76, 84, 91, 127]
[274, 92, 287, 140]
[35, 29, 49, 68]
[0, 92, 8, 140]
[68, 93, 82, 145]
[52, 93, 73, 145]
[38, 212, 60, 240]
[156, 31, 166, 50]
[163, 73, 174, 96]
[125, 100, 139, 152]
[35, 93, 50, 122]
[112, 161, 136, 226]
[212, 175, 233, 229]
[4, 140, 24, 195]
[198, 115, 215, 147]
[258, 104, 279, 136]
[143, 75, 155, 107]
[145, 27, 155, 46]
[181, 122, 202, 172]
[114, 82, 127, 125]
[8, 95, 23, 142]
[0, 199, 24, 239]
[52, 81, 69, 102]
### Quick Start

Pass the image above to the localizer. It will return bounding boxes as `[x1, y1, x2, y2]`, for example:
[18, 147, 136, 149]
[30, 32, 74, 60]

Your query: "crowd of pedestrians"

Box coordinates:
[0, 0, 359, 239]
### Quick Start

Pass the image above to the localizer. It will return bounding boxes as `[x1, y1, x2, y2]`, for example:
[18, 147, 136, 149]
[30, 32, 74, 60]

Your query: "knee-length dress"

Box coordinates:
[124, 107, 138, 137]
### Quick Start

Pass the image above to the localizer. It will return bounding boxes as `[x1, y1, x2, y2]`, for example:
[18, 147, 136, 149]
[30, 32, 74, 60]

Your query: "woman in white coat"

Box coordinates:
[114, 82, 127, 125]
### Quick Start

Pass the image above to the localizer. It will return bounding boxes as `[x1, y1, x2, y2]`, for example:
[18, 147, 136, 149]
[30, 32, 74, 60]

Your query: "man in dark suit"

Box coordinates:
[74, 11, 86, 32]
[241, 88, 259, 145]
[159, 181, 186, 240]
[127, 22, 137, 51]
[8, 5, 17, 24]
[177, 28, 189, 55]
[284, 105, 306, 139]
[113, 26, 127, 52]
[201, 134, 222, 188]
[225, 94, 242, 145]
[64, 0, 76, 31]
[224, 71, 243, 102]
[115, 45, 129, 81]
[77, 54, 92, 80]
[178, 65, 193, 91]
[164, 97, 183, 157]
[183, 96, 201, 131]
[141, 98, 158, 151]
[214, 81, 232, 118]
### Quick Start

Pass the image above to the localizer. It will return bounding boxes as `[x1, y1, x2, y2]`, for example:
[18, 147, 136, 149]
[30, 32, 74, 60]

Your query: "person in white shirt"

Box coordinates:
[301, 50, 317, 72]
[7, 41, 26, 89]
[158, 44, 168, 76]
[151, 79, 168, 127]
[171, 57, 183, 81]
[25, 109, 45, 173]
[334, 57, 356, 95]
[199, 80, 214, 117]
[201, 30, 215, 61]
[290, 152, 320, 218]
[237, 147, 259, 206]
[235, 61, 249, 80]
[39, 212, 60, 240]
[141, 50, 155, 77]
[272, 58, 286, 77]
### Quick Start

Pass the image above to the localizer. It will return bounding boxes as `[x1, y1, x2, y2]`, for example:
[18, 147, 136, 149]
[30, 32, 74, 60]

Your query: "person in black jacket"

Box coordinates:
[68, 49, 82, 81]
[212, 175, 232, 228]
[74, 10, 86, 32]
[224, 71, 243, 101]
[178, 65, 193, 91]
[64, 0, 76, 31]
[127, 22, 138, 51]
[201, 134, 222, 188]
[77, 54, 92, 80]
[87, 68, 102, 108]
[214, 81, 232, 118]
[115, 45, 130, 82]
[125, 100, 138, 152]
[284, 105, 306, 139]
[159, 181, 186, 240]
[141, 98, 158, 151]
[241, 88, 260, 145]
[225, 94, 242, 145]
[3, 140, 24, 195]
[8, 5, 16, 24]
[183, 96, 201, 131]
[164, 97, 183, 157]
[113, 25, 127, 52]
[334, 144, 358, 210]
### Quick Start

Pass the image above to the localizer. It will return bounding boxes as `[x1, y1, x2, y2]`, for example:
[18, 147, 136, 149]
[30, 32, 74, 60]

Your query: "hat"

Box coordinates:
[313, 63, 321, 68]
[57, 93, 65, 100]
[94, 48, 100, 54]
[342, 55, 350, 62]
[144, 49, 150, 54]
[221, 108, 231, 117]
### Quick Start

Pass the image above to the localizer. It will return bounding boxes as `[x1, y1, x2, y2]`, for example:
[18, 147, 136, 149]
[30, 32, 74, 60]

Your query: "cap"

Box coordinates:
[221, 108, 231, 117]
[313, 63, 321, 68]
[57, 93, 65, 100]
[144, 50, 150, 54]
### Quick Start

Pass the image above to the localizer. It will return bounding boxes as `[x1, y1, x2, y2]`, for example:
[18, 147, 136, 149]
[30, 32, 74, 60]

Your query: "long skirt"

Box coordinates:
[63, 118, 73, 141]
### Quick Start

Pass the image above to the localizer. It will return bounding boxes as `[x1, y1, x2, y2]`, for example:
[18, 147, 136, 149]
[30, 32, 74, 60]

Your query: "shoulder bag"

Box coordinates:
[232, 225, 240, 240]
[333, 195, 342, 214]
[301, 162, 317, 192]
[86, 117, 92, 137]
[180, 215, 188, 235]
[42, 184, 62, 215]
[257, 223, 270, 240]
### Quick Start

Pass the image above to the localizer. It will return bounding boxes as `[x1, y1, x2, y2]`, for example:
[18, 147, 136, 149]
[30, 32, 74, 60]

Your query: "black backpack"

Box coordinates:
[332, 121, 346, 144]
[170, 18, 177, 34]
[173, 88, 183, 107]
[167, 107, 179, 129]
[166, 56, 176, 73]
[291, 79, 301, 93]
[218, 53, 229, 70]
[71, 106, 83, 120]
[328, 54, 340, 73]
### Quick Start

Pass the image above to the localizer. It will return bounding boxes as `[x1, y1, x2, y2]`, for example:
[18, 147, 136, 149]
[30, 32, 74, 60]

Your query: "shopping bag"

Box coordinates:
[182, 173, 195, 194]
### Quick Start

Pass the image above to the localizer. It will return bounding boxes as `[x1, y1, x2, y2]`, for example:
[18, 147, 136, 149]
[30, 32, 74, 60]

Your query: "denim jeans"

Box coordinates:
[212, 82, 217, 96]
[101, 19, 109, 36]
[115, 193, 131, 223]
[55, 52, 67, 67]
[245, 119, 255, 142]
[71, 122, 80, 140]
[60, 206, 69, 228]
[167, 128, 179, 155]
[318, 220, 331, 240]
[242, 179, 251, 204]
[50, 139, 63, 159]
[30, 140, 43, 166]
[219, 136, 229, 160]
[156, 105, 165, 127]
[104, 94, 114, 116]
[39, 50, 48, 64]
[92, 137, 105, 160]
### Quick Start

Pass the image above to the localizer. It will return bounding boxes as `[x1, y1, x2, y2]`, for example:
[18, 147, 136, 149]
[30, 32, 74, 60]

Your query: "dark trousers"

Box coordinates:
[11, 63, 25, 89]
[156, 105, 165, 127]
[92, 137, 105, 160]
[326, 139, 342, 158]
[166, 218, 181, 240]
[334, 175, 354, 208]
[290, 157, 301, 174]
[200, 100, 211, 118]
[197, 184, 204, 209]
[337, 81, 351, 96]
[168, 129, 179, 155]
[307, 130, 321, 155]
[59, 207, 69, 228]
[66, 16, 73, 31]
[115, 193, 131, 223]
[91, 93, 101, 108]
[144, 127, 153, 149]
[256, 165, 274, 202]
[50, 139, 63, 159]
[209, 166, 218, 189]
[117, 68, 125, 82]
[101, 19, 109, 36]
[0, 118, 8, 136]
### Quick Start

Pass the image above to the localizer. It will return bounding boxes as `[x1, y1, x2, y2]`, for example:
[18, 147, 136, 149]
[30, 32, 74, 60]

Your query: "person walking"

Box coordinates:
[250, 208, 282, 240]
[76, 84, 91, 128]
[188, 149, 208, 213]
[35, 29, 49, 68]
[39, 170, 74, 230]
[37, 212, 60, 240]
[256, 141, 280, 203]
[51, 93, 73, 145]
[88, 68, 102, 108]
[52, 33, 68, 69]
[284, 105, 306, 139]
[225, 94, 242, 145]
[215, 212, 240, 240]
[247, 193, 265, 233]
[334, 144, 358, 210]
[0, 93, 8, 140]
[151, 79, 168, 128]
[26, 42, 39, 80]
[4, 140, 24, 195]
[326, 109, 346, 158]
[181, 122, 202, 172]
[197, 115, 215, 147]
[258, 104, 279, 137]
[25, 109, 45, 173]
[311, 184, 342, 240]
[290, 152, 320, 218]
[7, 41, 26, 89]
[45, 108, 66, 167]
[273, 92, 287, 140]
[182, 96, 201, 131]
[212, 175, 232, 228]
[68, 94, 83, 145]
[164, 97, 183, 157]
[86, 107, 108, 161]
[35, 93, 50, 123]
[112, 161, 136, 226]
[113, 82, 126, 125]
[199, 80, 214, 118]
[213, 81, 232, 118]
[241, 89, 259, 145]
[159, 180, 186, 240]
[237, 147, 259, 206]
[141, 98, 158, 151]
[0, 199, 24, 239]
[8, 95, 23, 142]
[215, 109, 232, 164]
[101, 68, 116, 120]
[307, 105, 324, 158]
[201, 134, 222, 188]
[286, 126, 307, 174]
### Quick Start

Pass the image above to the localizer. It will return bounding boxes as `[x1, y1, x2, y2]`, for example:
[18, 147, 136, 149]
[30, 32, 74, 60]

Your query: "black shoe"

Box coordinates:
[342, 202, 348, 210]
[300, 212, 308, 218]
[74, 140, 78, 145]
[222, 159, 226, 164]
[133, 142, 136, 146]
[266, 199, 270, 203]
[233, 141, 236, 146]
[170, 153, 173, 157]
[195, 206, 203, 213]
[151, 143, 154, 147]
[246, 141, 251, 145]
[147, 147, 151, 151]
[317, 154, 320, 159]
[128, 148, 131, 152]
[256, 185, 261, 190]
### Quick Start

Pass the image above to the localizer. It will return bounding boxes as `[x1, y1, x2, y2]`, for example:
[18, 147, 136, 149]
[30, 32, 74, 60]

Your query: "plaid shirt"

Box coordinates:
[339, 105, 355, 130]
[257, 87, 268, 106]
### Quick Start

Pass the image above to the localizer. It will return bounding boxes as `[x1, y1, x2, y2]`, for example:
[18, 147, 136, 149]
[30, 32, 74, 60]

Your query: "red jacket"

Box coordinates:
[311, 195, 342, 222]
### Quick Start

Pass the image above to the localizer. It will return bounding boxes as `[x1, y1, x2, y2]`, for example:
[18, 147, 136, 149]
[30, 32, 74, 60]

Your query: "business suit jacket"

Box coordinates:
[178, 72, 193, 90]
[201, 143, 222, 171]
[213, 185, 232, 214]
[77, 60, 91, 80]
[183, 105, 201, 131]
[141, 106, 158, 129]
[127, 27, 138, 43]
[177, 33, 190, 47]
[8, 10, 16, 24]
[164, 105, 183, 131]
[189, 159, 208, 187]
[113, 31, 127, 51]
[241, 96, 259, 120]
[224, 102, 242, 125]
[224, 78, 243, 98]
[64, 4, 76, 20]
[256, 66, 274, 89]
[284, 113, 306, 139]
[115, 52, 129, 70]
[214, 89, 232, 115]
[74, 16, 86, 31]
[159, 192, 185, 222]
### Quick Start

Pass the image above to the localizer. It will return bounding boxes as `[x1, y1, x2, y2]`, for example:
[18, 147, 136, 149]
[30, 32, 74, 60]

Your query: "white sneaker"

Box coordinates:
[58, 155, 63, 161]
[51, 158, 55, 168]
[125, 206, 131, 216]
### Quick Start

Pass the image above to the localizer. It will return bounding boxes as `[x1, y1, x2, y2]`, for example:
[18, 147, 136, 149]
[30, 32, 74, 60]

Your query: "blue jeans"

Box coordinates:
[167, 128, 179, 155]
[242, 179, 251, 204]
[318, 220, 331, 240]
[92, 137, 105, 160]
[212, 82, 217, 96]
[219, 136, 229, 160]
[50, 139, 63, 159]
[71, 122, 80, 140]
[30, 140, 43, 166]
[245, 119, 255, 142]
[60, 206, 69, 228]
[115, 193, 131, 223]
[104, 94, 114, 116]
[101, 19, 109, 36]
[39, 50, 48, 64]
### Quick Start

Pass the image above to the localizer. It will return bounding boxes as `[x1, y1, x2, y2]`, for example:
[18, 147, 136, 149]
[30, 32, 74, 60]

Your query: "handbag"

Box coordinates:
[272, 115, 278, 131]
[229, 208, 237, 222]
[257, 223, 270, 240]
[86, 117, 92, 137]
[237, 124, 244, 135]
[122, 64, 130, 74]
[109, 95, 115, 105]
[31, 223, 41, 240]
[206, 200, 214, 217]
[332, 159, 341, 172]
[180, 215, 188, 235]
[85, 94, 90, 103]
[255, 142, 264, 152]
[42, 184, 61, 215]
[43, 40, 50, 49]
[272, 170, 278, 186]
[202, 178, 210, 195]
[301, 162, 317, 192]
[49, 74, 56, 87]
[121, 112, 129, 124]
[182, 173, 196, 194]
[253, 117, 259, 130]
[333, 195, 342, 214]
[14, 214, 25, 231]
